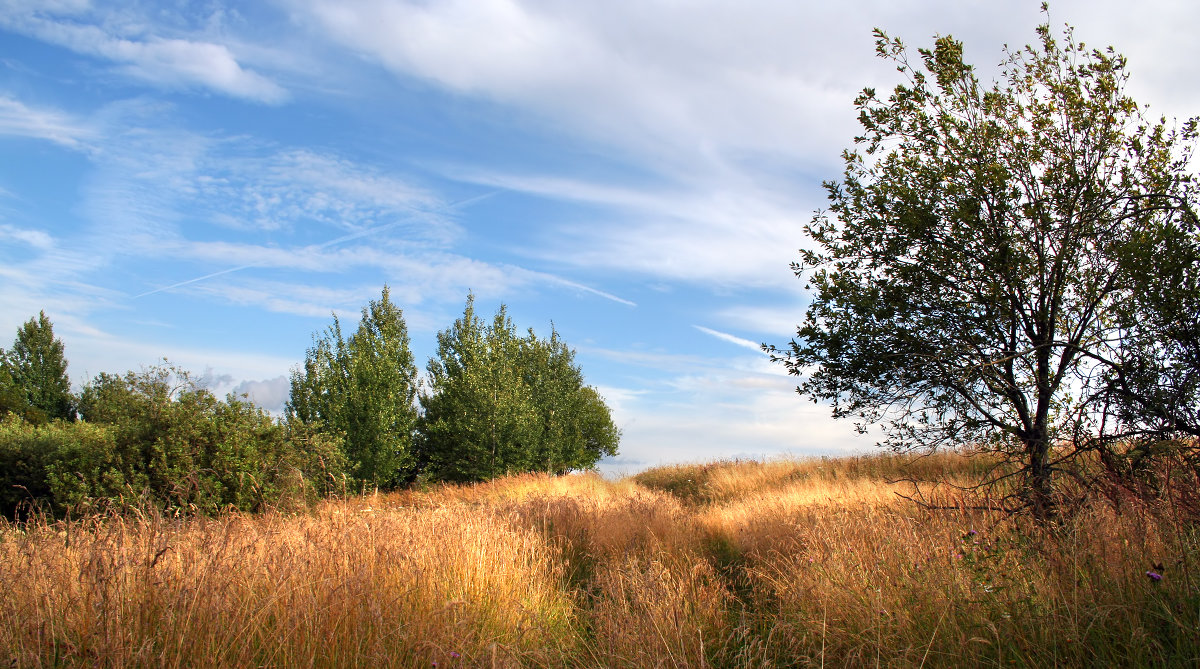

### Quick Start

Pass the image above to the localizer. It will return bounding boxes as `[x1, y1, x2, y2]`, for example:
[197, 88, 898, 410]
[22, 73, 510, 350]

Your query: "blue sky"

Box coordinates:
[2, 0, 1198, 471]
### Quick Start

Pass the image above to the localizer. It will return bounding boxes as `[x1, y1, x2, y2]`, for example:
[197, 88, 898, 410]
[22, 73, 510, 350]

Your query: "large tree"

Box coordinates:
[287, 286, 419, 488]
[0, 311, 75, 423]
[770, 17, 1198, 514]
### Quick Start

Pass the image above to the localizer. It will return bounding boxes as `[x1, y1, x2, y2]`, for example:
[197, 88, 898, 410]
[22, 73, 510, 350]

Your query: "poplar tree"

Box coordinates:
[0, 311, 75, 423]
[287, 287, 419, 488]
[417, 295, 619, 482]
[417, 296, 538, 481]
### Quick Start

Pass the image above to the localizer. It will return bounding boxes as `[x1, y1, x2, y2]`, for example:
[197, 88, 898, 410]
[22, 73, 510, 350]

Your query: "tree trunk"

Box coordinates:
[1025, 429, 1055, 520]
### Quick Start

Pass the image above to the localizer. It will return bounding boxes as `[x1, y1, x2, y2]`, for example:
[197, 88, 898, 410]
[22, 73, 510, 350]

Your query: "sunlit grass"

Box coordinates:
[2, 452, 1198, 667]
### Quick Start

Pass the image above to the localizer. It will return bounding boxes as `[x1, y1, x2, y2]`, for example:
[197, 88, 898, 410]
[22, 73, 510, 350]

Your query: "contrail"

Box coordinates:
[133, 265, 256, 299]
[544, 275, 637, 307]
[134, 189, 501, 299]
[694, 325, 770, 355]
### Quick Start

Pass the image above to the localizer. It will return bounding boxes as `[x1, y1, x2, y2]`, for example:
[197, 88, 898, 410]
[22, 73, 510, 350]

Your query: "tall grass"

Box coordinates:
[2, 453, 1198, 667]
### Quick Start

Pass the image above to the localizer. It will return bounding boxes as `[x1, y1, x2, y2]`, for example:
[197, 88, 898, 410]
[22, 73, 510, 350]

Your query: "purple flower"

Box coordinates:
[1146, 571, 1163, 582]
[450, 652, 461, 659]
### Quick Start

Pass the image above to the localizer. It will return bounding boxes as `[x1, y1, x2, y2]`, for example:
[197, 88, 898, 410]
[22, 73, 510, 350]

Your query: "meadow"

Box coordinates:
[1, 451, 1197, 667]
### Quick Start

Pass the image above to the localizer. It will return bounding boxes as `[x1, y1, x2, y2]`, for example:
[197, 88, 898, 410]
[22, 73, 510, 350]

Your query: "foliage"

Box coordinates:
[24, 362, 348, 516]
[417, 296, 537, 481]
[417, 294, 619, 482]
[0, 365, 25, 422]
[518, 326, 621, 474]
[1108, 216, 1200, 440]
[0, 311, 75, 423]
[0, 416, 120, 517]
[287, 286, 420, 489]
[770, 15, 1199, 514]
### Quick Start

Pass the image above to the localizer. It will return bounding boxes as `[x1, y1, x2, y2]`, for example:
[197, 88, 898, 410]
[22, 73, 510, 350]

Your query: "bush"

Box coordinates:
[0, 364, 347, 518]
[0, 417, 129, 517]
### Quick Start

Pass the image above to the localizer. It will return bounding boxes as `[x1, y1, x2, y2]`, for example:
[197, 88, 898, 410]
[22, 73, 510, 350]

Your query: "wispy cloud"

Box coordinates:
[61, 119, 637, 311]
[718, 303, 807, 341]
[132, 182, 482, 299]
[191, 149, 446, 234]
[0, 95, 93, 147]
[6, 0, 1191, 468]
[0, 223, 56, 250]
[62, 118, 452, 281]
[294, 0, 873, 175]
[0, 3, 288, 103]
[594, 349, 875, 465]
[294, 0, 1141, 182]
[159, 247, 636, 320]
[445, 166, 811, 289]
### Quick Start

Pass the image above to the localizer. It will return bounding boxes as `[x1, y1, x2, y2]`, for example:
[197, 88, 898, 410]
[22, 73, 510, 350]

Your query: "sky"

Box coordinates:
[2, 0, 1198, 473]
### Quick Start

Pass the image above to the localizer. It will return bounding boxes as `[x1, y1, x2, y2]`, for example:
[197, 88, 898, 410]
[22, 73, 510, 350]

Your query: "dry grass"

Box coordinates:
[2, 453, 1198, 667]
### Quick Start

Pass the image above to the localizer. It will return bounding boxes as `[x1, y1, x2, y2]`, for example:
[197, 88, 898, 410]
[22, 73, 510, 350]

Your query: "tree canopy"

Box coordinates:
[287, 286, 420, 489]
[417, 294, 619, 482]
[0, 311, 75, 423]
[770, 16, 1199, 513]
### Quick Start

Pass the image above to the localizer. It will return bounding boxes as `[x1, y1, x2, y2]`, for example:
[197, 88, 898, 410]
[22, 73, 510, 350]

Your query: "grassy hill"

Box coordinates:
[1, 452, 1196, 667]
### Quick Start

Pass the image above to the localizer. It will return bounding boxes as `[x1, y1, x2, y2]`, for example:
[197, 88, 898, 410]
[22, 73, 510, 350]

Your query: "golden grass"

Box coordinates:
[0, 503, 576, 667]
[2, 453, 1198, 667]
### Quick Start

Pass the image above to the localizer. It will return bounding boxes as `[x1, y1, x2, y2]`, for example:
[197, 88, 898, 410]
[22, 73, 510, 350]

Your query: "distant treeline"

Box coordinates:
[0, 288, 619, 517]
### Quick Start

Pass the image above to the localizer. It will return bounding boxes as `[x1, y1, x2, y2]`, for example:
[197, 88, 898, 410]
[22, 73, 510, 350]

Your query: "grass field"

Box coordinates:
[2, 452, 1197, 667]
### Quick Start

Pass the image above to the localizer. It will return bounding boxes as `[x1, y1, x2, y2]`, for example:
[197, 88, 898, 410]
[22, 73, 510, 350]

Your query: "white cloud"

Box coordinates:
[232, 375, 292, 414]
[2, 108, 629, 324]
[0, 251, 125, 342]
[579, 345, 713, 377]
[162, 247, 633, 324]
[446, 166, 812, 288]
[0, 4, 288, 103]
[65, 120, 452, 281]
[306, 0, 598, 95]
[295, 0, 871, 175]
[0, 95, 93, 147]
[5, 0, 1197, 474]
[718, 302, 809, 344]
[0, 223, 55, 250]
[109, 36, 288, 104]
[526, 273, 636, 307]
[187, 280, 366, 319]
[599, 352, 876, 468]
